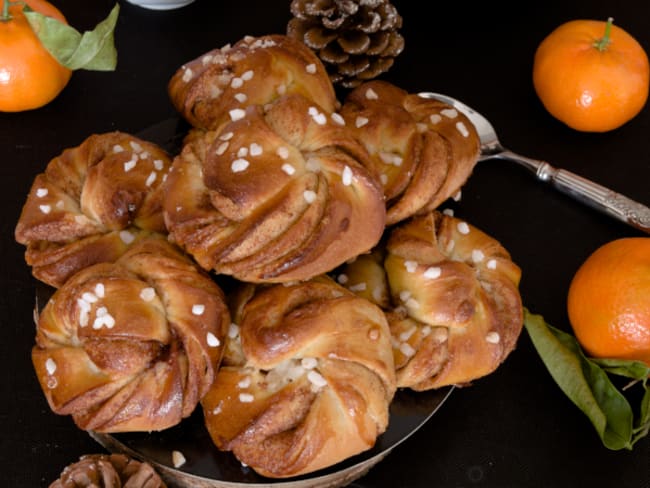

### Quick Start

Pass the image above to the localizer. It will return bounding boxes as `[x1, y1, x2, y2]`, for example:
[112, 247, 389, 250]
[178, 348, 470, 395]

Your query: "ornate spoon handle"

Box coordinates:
[498, 150, 650, 234]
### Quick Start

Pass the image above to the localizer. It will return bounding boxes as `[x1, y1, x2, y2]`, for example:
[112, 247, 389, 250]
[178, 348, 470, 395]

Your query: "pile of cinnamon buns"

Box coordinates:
[15, 34, 523, 479]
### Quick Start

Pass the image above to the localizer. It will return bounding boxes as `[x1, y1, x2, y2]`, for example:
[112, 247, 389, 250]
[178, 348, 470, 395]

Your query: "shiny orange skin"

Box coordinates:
[533, 19, 650, 132]
[0, 0, 72, 112]
[567, 238, 650, 366]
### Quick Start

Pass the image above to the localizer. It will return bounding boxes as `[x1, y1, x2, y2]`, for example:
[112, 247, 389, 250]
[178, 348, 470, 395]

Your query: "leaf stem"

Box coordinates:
[594, 17, 614, 52]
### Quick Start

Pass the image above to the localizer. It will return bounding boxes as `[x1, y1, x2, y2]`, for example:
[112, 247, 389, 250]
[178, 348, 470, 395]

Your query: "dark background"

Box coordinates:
[2, 0, 649, 486]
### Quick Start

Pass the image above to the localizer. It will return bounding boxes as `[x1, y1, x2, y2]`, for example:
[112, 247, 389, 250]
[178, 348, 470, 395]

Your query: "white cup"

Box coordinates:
[126, 0, 196, 10]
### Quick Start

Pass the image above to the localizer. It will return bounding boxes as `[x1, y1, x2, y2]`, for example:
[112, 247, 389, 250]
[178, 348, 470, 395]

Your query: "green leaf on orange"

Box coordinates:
[524, 308, 649, 450]
[24, 3, 119, 71]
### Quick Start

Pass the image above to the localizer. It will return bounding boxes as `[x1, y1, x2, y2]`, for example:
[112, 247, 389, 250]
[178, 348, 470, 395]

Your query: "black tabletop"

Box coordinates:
[2, 1, 649, 487]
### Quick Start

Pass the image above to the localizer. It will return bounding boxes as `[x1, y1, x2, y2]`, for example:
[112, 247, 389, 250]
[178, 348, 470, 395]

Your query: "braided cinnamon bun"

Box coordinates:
[201, 276, 396, 478]
[163, 93, 386, 283]
[340, 80, 480, 225]
[337, 211, 523, 390]
[32, 237, 230, 433]
[168, 34, 337, 131]
[14, 132, 173, 288]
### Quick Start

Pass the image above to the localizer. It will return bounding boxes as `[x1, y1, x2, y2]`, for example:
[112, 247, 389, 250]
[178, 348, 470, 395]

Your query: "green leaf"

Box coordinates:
[24, 3, 119, 71]
[523, 309, 640, 450]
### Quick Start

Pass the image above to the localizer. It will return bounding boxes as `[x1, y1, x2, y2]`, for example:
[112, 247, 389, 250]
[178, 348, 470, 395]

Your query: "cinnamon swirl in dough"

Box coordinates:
[340, 81, 480, 225]
[163, 93, 386, 283]
[168, 34, 337, 131]
[338, 211, 523, 390]
[14, 132, 173, 288]
[32, 237, 230, 433]
[201, 276, 396, 478]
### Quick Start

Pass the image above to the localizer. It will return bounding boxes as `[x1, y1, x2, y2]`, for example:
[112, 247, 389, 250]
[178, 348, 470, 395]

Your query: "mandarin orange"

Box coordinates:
[533, 18, 649, 132]
[0, 0, 72, 112]
[567, 237, 650, 366]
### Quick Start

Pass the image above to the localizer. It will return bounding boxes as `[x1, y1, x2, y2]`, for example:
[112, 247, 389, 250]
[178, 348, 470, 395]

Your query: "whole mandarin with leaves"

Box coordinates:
[567, 237, 650, 366]
[0, 0, 72, 112]
[533, 18, 650, 132]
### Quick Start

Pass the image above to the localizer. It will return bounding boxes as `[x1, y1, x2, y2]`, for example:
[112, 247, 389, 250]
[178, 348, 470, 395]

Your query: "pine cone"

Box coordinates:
[49, 454, 167, 488]
[287, 0, 405, 88]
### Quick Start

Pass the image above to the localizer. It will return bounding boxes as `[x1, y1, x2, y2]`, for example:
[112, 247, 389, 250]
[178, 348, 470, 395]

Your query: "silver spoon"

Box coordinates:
[418, 92, 650, 234]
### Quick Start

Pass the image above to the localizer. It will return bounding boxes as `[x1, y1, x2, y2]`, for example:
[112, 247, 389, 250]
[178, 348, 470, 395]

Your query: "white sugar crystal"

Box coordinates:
[441, 108, 458, 119]
[249, 143, 263, 156]
[429, 114, 442, 124]
[39, 204, 51, 214]
[182, 67, 193, 82]
[276, 146, 290, 159]
[486, 331, 501, 344]
[303, 190, 317, 203]
[241, 70, 254, 80]
[230, 77, 243, 88]
[192, 304, 205, 316]
[349, 282, 367, 292]
[399, 342, 416, 357]
[365, 88, 378, 100]
[456, 121, 470, 137]
[119, 230, 135, 244]
[487, 259, 497, 270]
[331, 113, 345, 126]
[206, 332, 221, 347]
[153, 159, 164, 170]
[45, 358, 57, 375]
[145, 171, 157, 187]
[404, 260, 417, 273]
[355, 116, 369, 128]
[306, 63, 317, 74]
[81, 292, 98, 303]
[301, 357, 317, 369]
[424, 266, 442, 279]
[172, 450, 186, 468]
[234, 92, 247, 103]
[399, 326, 417, 342]
[281, 163, 295, 175]
[229, 108, 246, 121]
[307, 370, 327, 388]
[228, 323, 240, 338]
[140, 287, 156, 301]
[123, 157, 137, 172]
[216, 141, 229, 155]
[472, 249, 485, 263]
[36, 188, 48, 198]
[342, 165, 353, 186]
[231, 158, 249, 172]
[457, 222, 470, 235]
[239, 393, 254, 403]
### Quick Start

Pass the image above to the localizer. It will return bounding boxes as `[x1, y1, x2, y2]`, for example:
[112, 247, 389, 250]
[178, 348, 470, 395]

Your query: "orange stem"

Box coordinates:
[594, 17, 614, 52]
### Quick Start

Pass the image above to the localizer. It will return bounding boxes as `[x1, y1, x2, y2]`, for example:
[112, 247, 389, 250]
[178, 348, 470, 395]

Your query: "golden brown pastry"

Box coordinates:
[14, 132, 173, 288]
[201, 277, 396, 478]
[168, 34, 337, 131]
[49, 453, 166, 488]
[340, 80, 480, 225]
[163, 93, 386, 283]
[337, 211, 523, 390]
[32, 237, 230, 433]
